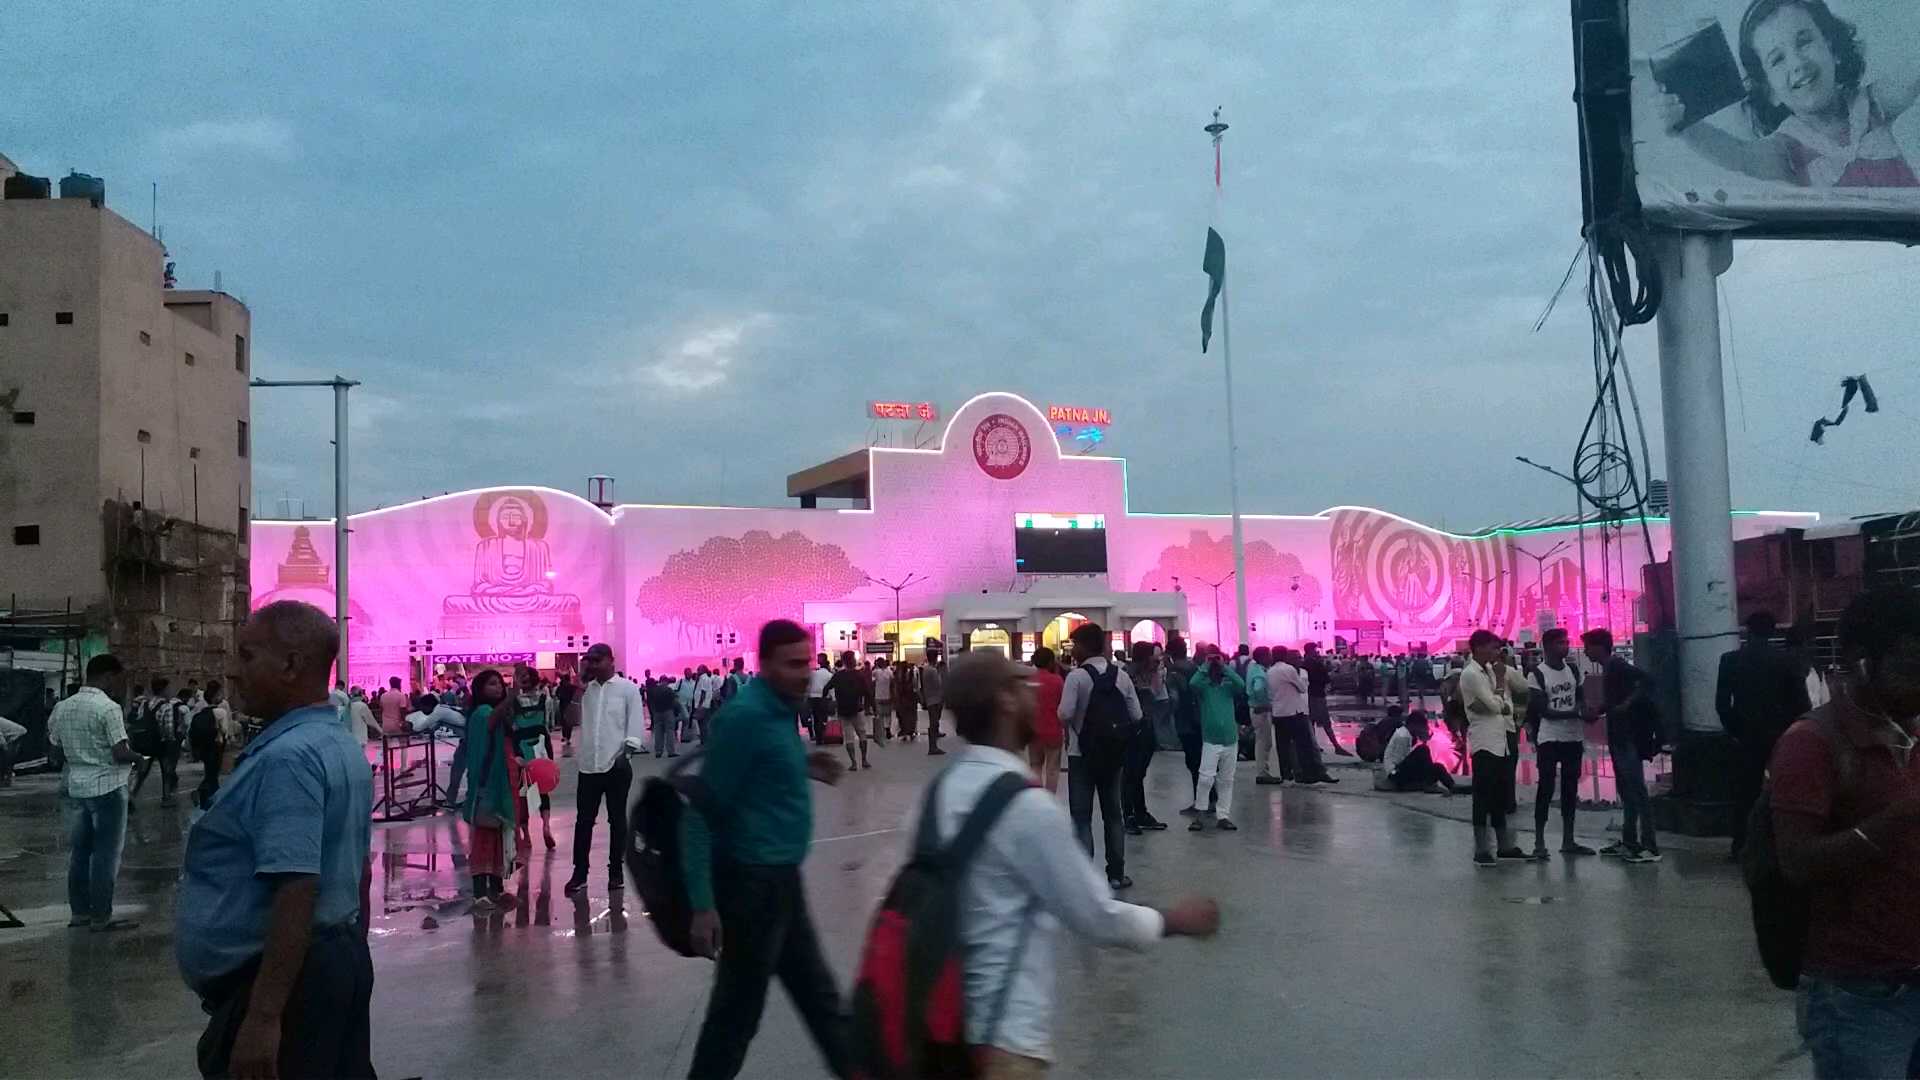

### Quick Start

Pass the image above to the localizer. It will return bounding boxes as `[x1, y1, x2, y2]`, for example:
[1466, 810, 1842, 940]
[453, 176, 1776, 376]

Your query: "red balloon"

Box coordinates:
[526, 757, 560, 795]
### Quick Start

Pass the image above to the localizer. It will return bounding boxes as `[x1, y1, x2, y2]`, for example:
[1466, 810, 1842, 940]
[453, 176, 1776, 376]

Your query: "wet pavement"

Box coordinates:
[2, 729, 1808, 1080]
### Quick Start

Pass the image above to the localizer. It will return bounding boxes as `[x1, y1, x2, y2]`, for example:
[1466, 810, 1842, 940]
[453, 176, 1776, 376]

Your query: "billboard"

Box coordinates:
[1626, 0, 1920, 234]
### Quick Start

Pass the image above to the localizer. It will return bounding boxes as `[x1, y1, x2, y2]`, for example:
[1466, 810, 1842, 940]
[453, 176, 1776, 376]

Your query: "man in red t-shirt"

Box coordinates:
[1770, 587, 1920, 1080]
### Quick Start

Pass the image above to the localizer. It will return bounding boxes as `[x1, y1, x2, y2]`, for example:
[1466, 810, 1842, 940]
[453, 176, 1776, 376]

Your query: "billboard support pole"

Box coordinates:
[1654, 232, 1736, 737]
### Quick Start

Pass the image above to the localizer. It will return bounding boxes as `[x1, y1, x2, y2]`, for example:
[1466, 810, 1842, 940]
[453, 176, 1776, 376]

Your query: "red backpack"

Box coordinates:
[850, 770, 1034, 1079]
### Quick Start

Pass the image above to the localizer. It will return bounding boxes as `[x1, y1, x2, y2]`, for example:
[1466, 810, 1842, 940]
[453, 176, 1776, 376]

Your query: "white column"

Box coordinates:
[1654, 233, 1736, 735]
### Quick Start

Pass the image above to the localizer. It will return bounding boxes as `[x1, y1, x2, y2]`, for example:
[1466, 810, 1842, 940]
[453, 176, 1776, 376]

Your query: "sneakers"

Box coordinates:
[1108, 875, 1133, 891]
[1255, 775, 1284, 786]
[1217, 818, 1238, 831]
[1598, 842, 1627, 857]
[1496, 847, 1531, 861]
[563, 877, 589, 896]
[1188, 817, 1208, 831]
[1623, 848, 1664, 864]
[1529, 847, 1552, 862]
[1561, 842, 1599, 857]
[1138, 816, 1169, 831]
[1125, 823, 1144, 837]
[1473, 851, 1498, 868]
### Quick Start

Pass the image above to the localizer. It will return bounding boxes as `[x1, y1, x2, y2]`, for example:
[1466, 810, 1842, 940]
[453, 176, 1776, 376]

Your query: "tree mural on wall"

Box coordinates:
[1136, 530, 1321, 640]
[635, 530, 867, 656]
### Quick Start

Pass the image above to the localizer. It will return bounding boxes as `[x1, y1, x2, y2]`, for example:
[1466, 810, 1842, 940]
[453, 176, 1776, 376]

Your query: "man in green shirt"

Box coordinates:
[682, 619, 849, 1079]
[1187, 646, 1246, 832]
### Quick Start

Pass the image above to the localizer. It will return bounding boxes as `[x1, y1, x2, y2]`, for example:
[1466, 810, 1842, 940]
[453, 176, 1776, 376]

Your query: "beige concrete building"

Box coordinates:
[0, 151, 251, 686]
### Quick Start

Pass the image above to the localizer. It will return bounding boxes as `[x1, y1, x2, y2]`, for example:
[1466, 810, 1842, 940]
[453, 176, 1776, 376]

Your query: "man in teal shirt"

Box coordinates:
[1187, 646, 1246, 831]
[682, 619, 849, 1079]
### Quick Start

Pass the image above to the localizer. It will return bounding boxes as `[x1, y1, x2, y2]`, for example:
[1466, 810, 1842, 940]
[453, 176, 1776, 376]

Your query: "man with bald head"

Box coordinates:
[178, 600, 376, 1079]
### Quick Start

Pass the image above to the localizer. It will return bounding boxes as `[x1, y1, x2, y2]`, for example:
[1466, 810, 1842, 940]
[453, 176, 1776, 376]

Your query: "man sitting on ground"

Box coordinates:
[1374, 710, 1457, 793]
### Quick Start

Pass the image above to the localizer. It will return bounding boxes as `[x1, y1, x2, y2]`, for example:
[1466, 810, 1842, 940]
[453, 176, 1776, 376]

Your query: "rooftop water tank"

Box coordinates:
[58, 171, 104, 207]
[3, 173, 51, 199]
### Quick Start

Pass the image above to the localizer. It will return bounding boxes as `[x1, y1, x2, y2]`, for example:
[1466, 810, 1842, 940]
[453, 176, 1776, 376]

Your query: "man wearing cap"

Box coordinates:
[567, 643, 645, 897]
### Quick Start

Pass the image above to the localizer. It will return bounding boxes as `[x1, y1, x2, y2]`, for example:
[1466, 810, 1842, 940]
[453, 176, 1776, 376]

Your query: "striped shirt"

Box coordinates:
[48, 687, 130, 799]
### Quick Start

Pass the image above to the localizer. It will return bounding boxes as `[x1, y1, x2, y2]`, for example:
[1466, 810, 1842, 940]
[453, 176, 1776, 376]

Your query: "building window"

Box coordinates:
[11, 411, 33, 425]
[184, 351, 195, 366]
[235, 334, 247, 373]
[189, 446, 200, 460]
[137, 429, 152, 444]
[0, 313, 9, 326]
[239, 506, 249, 533]
[54, 311, 73, 325]
[237, 419, 249, 458]
[139, 330, 151, 345]
[12, 525, 40, 546]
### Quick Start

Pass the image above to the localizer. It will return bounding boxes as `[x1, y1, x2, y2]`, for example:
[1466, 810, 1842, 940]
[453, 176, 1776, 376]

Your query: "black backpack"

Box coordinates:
[1077, 662, 1135, 752]
[188, 705, 218, 748]
[1743, 709, 1851, 991]
[128, 698, 164, 756]
[850, 771, 1033, 1079]
[625, 753, 716, 957]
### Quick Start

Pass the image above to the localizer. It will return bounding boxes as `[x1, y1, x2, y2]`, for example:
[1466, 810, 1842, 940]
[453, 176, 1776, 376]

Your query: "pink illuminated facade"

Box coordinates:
[249, 392, 1817, 684]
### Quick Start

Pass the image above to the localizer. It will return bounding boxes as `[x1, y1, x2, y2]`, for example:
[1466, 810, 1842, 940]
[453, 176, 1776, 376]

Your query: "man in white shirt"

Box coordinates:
[929, 650, 1218, 1074]
[873, 658, 895, 740]
[1461, 630, 1522, 867]
[48, 653, 141, 931]
[1527, 628, 1597, 859]
[567, 643, 645, 897]
[1056, 622, 1143, 891]
[693, 664, 722, 743]
[805, 653, 833, 743]
[1268, 648, 1334, 785]
[1374, 710, 1456, 793]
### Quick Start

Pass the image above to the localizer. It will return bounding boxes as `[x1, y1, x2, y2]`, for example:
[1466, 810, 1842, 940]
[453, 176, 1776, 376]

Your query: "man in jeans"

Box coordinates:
[683, 620, 849, 1079]
[1771, 587, 1920, 1080]
[48, 653, 140, 932]
[1581, 628, 1660, 864]
[1058, 622, 1144, 891]
[566, 643, 645, 897]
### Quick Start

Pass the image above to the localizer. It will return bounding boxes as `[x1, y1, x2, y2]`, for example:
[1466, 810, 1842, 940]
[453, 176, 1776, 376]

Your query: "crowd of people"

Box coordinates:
[30, 579, 1920, 1078]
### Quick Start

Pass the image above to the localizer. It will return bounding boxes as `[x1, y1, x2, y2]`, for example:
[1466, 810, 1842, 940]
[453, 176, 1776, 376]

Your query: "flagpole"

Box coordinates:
[1207, 108, 1251, 651]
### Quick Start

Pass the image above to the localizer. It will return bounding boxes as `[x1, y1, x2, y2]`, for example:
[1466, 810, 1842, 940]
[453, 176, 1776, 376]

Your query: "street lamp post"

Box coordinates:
[1513, 539, 1571, 623]
[865, 572, 926, 661]
[1515, 455, 1590, 631]
[251, 377, 360, 686]
[1197, 571, 1234, 646]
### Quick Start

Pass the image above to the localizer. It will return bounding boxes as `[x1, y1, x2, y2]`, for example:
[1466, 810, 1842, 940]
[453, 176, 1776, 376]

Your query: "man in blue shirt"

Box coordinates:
[177, 600, 375, 1079]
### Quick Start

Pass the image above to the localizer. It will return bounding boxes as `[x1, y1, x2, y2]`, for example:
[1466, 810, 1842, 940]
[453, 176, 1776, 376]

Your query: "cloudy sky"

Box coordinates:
[7, 1, 1919, 532]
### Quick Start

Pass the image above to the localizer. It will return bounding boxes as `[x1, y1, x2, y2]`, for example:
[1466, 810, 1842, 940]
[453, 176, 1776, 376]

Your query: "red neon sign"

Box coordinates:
[1047, 404, 1111, 426]
[869, 401, 939, 422]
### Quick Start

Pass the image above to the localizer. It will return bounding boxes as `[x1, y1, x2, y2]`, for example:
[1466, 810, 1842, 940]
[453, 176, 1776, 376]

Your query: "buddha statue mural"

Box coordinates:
[442, 490, 580, 618]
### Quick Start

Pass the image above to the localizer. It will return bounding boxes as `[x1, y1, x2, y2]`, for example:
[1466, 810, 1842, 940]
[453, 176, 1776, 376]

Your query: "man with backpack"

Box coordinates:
[188, 681, 228, 808]
[850, 650, 1218, 1078]
[682, 619, 849, 1080]
[128, 676, 182, 805]
[1057, 621, 1143, 891]
[1766, 587, 1920, 1080]
[1581, 628, 1661, 863]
